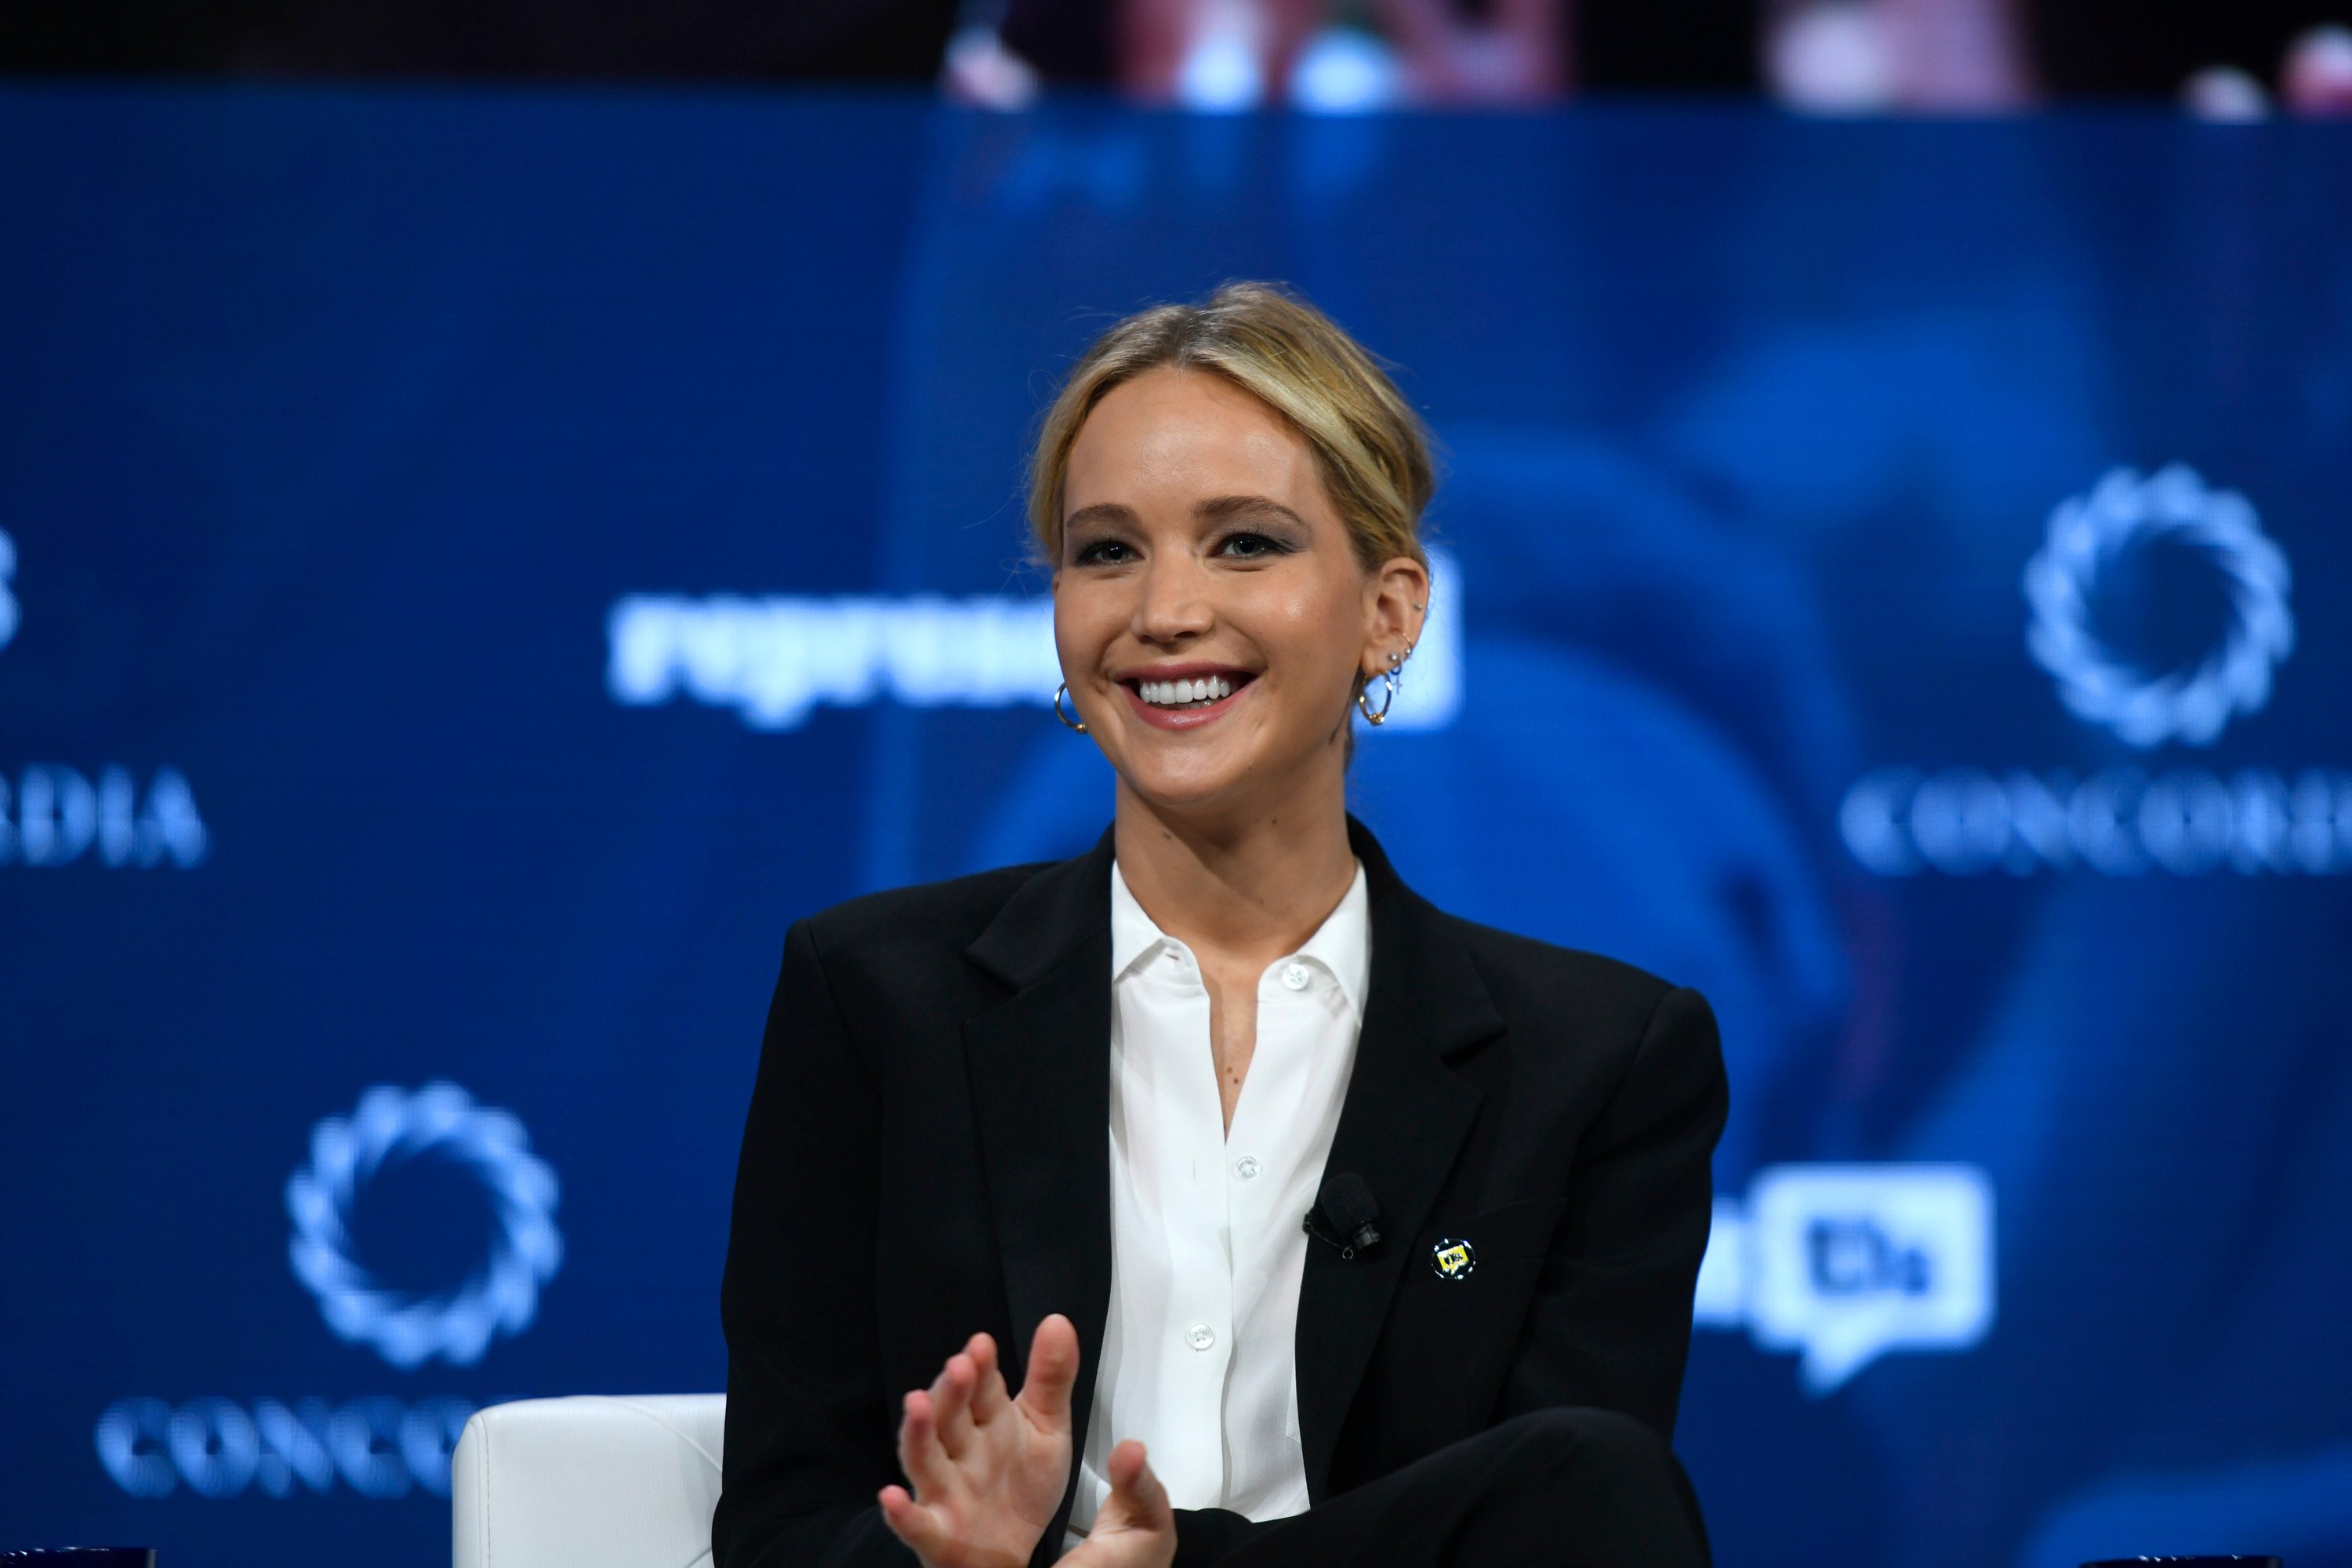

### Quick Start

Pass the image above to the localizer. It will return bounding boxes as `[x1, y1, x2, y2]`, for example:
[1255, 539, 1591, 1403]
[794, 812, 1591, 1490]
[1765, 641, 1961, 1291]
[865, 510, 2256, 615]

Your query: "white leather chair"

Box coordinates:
[452, 1395, 726, 1568]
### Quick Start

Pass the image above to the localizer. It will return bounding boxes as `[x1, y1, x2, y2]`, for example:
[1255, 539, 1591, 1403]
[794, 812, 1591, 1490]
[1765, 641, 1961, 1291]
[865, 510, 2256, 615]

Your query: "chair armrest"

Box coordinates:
[452, 1395, 726, 1568]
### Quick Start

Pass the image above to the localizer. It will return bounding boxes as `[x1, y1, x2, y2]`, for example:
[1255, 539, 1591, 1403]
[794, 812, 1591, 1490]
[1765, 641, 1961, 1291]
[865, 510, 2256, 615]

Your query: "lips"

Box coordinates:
[1116, 666, 1256, 731]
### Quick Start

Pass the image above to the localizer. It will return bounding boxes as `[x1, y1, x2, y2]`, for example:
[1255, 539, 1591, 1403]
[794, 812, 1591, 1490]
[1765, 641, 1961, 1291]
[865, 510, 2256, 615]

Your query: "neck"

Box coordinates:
[1111, 775, 1358, 967]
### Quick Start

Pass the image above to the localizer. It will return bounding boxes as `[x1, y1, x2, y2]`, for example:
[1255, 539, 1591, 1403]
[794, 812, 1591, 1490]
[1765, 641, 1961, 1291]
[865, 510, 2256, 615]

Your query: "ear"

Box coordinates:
[1360, 555, 1431, 680]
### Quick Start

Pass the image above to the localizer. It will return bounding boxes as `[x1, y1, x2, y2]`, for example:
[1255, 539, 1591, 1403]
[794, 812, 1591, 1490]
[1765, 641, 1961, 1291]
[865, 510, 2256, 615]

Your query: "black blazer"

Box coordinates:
[715, 820, 1727, 1568]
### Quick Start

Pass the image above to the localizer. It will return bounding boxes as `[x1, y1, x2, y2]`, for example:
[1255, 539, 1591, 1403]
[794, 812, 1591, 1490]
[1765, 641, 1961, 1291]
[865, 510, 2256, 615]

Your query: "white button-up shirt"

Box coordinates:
[1068, 860, 1370, 1535]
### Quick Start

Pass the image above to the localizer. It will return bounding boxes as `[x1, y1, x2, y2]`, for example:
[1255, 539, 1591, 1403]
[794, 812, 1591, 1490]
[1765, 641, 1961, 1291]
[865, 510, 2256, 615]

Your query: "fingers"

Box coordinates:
[1102, 1439, 1172, 1532]
[966, 1332, 1012, 1424]
[928, 1349, 980, 1459]
[895, 1388, 953, 1496]
[877, 1483, 951, 1557]
[1018, 1313, 1080, 1429]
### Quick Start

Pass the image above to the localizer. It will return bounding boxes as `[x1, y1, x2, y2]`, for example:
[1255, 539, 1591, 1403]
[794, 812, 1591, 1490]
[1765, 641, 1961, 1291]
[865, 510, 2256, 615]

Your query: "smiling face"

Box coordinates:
[1053, 365, 1426, 825]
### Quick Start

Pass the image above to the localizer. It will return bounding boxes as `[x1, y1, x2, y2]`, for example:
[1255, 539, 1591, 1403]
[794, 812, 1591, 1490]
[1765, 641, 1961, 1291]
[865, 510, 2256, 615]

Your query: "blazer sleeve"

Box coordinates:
[1499, 985, 1729, 1440]
[713, 918, 916, 1568]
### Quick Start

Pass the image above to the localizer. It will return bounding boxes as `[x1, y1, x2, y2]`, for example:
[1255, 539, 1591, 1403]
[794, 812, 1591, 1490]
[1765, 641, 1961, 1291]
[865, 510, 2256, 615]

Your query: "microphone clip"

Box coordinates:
[1303, 1172, 1383, 1261]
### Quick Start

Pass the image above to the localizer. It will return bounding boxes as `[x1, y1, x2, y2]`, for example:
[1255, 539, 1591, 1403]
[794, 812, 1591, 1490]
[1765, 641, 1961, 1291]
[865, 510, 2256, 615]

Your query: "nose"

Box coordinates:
[1132, 553, 1214, 646]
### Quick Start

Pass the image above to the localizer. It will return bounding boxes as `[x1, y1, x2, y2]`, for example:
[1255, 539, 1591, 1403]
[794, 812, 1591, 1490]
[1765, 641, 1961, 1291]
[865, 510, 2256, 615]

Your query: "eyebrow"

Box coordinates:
[1197, 494, 1309, 529]
[1062, 502, 1139, 532]
[1060, 494, 1311, 535]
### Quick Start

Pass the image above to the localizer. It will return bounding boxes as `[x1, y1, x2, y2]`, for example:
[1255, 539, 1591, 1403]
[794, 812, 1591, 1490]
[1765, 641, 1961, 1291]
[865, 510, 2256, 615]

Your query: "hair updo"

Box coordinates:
[1028, 282, 1434, 575]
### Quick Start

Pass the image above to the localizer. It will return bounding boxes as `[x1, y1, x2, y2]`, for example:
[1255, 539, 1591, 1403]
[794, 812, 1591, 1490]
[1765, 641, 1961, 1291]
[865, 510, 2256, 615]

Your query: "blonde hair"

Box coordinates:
[1028, 282, 1433, 575]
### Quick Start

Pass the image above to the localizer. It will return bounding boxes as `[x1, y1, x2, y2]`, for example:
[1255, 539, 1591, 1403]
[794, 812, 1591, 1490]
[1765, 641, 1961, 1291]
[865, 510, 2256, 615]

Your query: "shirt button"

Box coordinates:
[1234, 1156, 1261, 1181]
[1280, 963, 1311, 992]
[1185, 1323, 1217, 1352]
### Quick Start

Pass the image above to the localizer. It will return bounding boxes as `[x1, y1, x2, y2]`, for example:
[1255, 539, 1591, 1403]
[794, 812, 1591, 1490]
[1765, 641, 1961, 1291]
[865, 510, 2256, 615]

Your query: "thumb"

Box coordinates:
[1018, 1312, 1080, 1428]
[1102, 1439, 1171, 1532]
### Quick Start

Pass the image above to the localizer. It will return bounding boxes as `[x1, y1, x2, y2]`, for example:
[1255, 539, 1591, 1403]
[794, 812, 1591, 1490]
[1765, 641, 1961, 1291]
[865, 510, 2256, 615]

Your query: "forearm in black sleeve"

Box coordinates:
[1500, 985, 1730, 1441]
[714, 918, 917, 1568]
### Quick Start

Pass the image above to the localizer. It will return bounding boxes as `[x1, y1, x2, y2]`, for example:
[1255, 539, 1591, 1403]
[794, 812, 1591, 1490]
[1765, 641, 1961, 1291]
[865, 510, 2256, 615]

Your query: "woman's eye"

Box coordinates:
[1072, 538, 1137, 566]
[1218, 532, 1286, 560]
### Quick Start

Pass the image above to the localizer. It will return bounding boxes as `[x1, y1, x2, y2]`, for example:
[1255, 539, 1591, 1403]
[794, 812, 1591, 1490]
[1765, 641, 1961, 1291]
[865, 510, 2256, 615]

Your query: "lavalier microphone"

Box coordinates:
[1303, 1172, 1383, 1260]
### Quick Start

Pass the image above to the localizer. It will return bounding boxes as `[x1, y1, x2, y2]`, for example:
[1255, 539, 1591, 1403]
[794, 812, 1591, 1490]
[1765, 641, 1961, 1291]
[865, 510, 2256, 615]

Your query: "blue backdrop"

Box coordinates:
[4, 84, 2350, 1568]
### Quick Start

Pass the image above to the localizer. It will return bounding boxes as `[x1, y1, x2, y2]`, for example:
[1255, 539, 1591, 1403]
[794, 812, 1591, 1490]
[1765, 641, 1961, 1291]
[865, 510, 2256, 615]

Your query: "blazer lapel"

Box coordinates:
[1295, 821, 1504, 1499]
[962, 829, 1117, 1548]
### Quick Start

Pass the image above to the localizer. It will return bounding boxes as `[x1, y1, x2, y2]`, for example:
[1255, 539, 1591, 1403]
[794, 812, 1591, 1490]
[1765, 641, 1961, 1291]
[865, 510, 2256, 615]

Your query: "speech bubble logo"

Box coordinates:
[1744, 1163, 1995, 1394]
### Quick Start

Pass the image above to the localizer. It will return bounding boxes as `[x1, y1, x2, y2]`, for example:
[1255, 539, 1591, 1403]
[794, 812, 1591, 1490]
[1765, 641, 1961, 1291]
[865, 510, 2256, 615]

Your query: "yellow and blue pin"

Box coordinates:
[1431, 1237, 1475, 1282]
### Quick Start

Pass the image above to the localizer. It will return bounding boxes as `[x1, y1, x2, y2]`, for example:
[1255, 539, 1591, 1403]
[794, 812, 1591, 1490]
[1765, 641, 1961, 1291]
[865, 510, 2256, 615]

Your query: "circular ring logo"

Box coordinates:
[285, 1082, 561, 1370]
[2024, 465, 2292, 749]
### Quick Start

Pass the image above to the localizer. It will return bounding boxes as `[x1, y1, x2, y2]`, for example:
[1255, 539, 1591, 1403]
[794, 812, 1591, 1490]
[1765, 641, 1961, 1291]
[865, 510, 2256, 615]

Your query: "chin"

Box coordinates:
[1119, 768, 1252, 815]
[1114, 740, 1330, 822]
[1113, 750, 1265, 814]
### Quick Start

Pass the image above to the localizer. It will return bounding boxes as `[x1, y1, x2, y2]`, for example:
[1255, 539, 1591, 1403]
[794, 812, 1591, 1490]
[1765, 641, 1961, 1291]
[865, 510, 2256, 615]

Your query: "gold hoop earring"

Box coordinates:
[1356, 670, 1398, 727]
[1053, 682, 1088, 733]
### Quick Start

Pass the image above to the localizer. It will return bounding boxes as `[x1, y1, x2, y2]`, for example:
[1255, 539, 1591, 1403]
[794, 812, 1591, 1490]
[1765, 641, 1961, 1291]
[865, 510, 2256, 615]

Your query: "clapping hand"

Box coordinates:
[879, 1315, 1083, 1568]
[1054, 1439, 1175, 1568]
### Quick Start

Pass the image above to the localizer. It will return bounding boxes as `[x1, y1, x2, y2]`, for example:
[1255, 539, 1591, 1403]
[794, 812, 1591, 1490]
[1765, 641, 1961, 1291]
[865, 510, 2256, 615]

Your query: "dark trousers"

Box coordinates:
[1173, 1409, 1711, 1568]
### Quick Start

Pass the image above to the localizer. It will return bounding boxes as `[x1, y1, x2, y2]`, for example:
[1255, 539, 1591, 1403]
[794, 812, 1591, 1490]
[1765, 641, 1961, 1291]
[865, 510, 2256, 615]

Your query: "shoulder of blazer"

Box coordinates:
[1435, 912, 1682, 1042]
[809, 851, 1058, 940]
[797, 859, 1059, 972]
[794, 825, 1118, 991]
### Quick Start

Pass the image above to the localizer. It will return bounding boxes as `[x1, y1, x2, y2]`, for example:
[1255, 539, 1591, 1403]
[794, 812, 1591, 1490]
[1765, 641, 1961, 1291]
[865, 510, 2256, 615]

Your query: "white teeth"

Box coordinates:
[1138, 676, 1236, 708]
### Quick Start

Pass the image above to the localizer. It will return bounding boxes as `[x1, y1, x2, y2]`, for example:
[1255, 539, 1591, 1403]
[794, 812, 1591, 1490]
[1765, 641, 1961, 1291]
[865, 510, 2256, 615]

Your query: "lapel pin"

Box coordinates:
[1431, 1238, 1475, 1282]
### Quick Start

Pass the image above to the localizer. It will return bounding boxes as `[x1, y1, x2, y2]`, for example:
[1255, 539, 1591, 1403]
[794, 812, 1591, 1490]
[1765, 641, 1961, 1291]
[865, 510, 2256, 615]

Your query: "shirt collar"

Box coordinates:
[1109, 858, 1371, 1019]
[1109, 861, 1172, 982]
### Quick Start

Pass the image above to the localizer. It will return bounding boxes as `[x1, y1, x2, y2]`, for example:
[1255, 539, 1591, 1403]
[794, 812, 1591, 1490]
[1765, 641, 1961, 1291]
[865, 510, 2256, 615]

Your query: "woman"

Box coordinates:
[715, 284, 1725, 1568]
